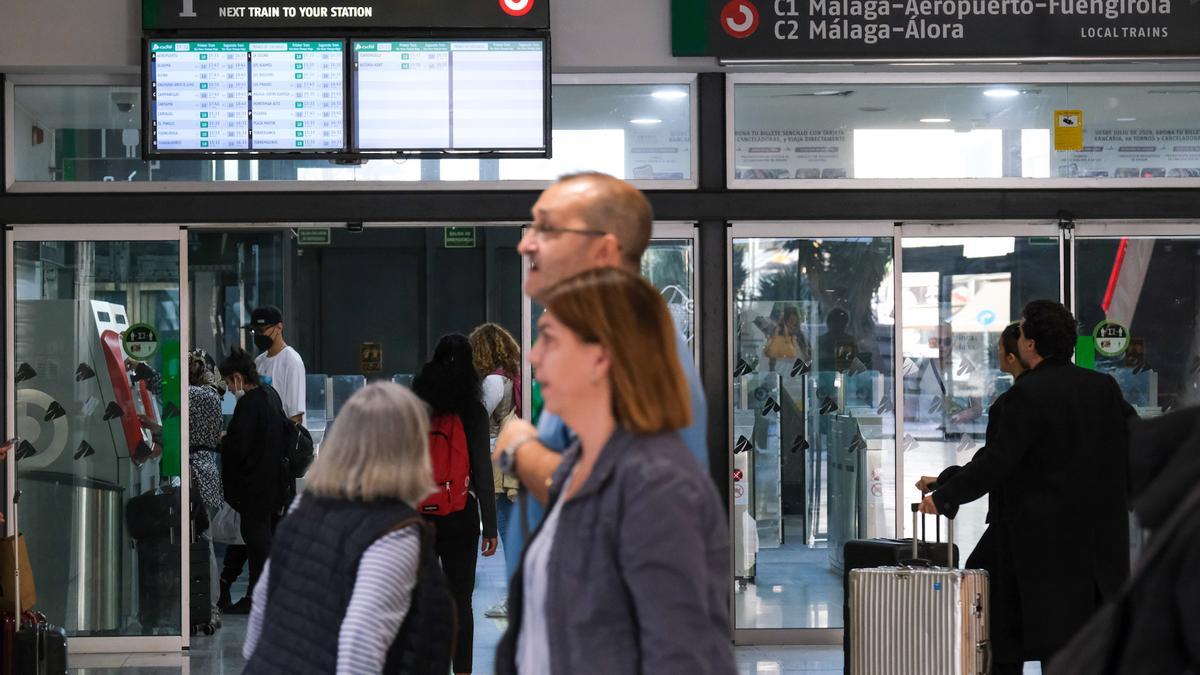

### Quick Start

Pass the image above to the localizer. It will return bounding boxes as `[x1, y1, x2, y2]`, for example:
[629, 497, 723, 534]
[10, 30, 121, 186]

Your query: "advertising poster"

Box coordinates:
[733, 128, 851, 179]
[1056, 127, 1200, 177]
[627, 128, 692, 180]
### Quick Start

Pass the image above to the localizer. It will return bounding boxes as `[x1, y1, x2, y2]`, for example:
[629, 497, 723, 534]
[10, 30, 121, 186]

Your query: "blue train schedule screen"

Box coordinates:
[149, 40, 345, 152]
[353, 40, 545, 152]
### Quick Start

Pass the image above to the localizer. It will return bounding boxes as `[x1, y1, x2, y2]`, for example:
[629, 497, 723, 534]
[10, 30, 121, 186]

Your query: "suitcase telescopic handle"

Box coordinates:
[910, 502, 955, 568]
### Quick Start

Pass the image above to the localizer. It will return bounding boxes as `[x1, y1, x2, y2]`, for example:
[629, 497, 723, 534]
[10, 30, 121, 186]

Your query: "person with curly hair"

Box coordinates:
[469, 323, 522, 618]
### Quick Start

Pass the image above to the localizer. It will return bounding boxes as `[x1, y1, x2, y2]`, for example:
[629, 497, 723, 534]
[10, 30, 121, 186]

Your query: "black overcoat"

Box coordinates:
[932, 358, 1136, 659]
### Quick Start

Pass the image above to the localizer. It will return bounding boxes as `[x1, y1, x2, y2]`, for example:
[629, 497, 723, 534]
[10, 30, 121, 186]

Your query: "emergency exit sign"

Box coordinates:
[444, 227, 477, 249]
[297, 228, 331, 246]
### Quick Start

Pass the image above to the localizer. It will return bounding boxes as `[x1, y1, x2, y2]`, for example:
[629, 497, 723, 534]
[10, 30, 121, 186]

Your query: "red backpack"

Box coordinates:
[419, 414, 471, 515]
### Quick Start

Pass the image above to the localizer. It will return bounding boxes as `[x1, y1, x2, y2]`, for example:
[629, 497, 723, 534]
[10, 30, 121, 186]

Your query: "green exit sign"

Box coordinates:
[297, 228, 331, 246]
[444, 227, 476, 249]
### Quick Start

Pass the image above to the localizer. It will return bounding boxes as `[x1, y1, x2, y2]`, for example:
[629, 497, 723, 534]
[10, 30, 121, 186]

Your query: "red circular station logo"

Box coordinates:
[499, 0, 535, 17]
[720, 0, 759, 39]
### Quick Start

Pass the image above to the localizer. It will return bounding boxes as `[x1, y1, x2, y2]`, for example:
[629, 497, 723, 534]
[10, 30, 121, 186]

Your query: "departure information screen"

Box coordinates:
[352, 39, 546, 152]
[148, 40, 345, 153]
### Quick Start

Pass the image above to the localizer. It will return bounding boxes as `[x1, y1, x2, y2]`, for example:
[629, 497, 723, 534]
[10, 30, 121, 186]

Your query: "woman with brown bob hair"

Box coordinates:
[495, 267, 734, 675]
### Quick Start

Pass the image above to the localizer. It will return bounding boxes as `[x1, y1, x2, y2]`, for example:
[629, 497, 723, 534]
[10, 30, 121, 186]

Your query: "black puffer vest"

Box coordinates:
[243, 496, 455, 675]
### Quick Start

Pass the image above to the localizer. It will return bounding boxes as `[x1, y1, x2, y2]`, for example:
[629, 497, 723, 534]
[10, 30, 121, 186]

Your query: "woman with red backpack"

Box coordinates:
[412, 334, 498, 675]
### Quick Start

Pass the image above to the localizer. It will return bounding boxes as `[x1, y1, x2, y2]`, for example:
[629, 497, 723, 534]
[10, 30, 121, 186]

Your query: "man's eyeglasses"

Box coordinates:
[525, 223, 607, 241]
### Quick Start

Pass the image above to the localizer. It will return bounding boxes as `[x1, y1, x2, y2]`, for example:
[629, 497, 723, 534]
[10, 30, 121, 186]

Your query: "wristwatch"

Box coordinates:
[499, 435, 537, 477]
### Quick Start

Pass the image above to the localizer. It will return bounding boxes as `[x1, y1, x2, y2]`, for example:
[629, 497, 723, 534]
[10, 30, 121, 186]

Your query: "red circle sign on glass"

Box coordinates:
[732, 469, 744, 482]
[720, 0, 759, 39]
[499, 0, 535, 17]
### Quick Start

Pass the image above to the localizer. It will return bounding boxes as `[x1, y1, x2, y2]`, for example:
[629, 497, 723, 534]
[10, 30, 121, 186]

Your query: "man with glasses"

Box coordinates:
[492, 172, 709, 582]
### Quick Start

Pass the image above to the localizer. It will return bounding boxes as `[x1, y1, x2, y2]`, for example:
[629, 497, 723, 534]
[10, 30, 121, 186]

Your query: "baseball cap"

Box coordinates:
[242, 305, 283, 329]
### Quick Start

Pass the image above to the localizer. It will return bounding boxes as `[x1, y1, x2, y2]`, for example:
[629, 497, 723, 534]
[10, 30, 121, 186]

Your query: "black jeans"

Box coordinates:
[239, 509, 280, 599]
[424, 496, 481, 673]
[221, 545, 248, 589]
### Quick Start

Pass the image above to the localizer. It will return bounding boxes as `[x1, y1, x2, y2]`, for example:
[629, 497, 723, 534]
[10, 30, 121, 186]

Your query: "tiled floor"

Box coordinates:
[68, 538, 1044, 674]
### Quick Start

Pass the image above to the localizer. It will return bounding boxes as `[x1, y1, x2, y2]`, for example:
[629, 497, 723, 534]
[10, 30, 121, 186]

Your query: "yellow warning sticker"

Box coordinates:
[1055, 110, 1083, 151]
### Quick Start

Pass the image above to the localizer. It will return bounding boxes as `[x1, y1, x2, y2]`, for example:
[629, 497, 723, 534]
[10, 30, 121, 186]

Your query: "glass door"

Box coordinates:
[729, 223, 897, 640]
[1073, 222, 1200, 416]
[643, 223, 698, 359]
[6, 226, 189, 652]
[1073, 222, 1200, 560]
[897, 223, 1063, 561]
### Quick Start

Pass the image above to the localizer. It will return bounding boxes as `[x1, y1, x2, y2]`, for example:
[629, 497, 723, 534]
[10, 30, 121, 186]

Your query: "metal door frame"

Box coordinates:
[5, 224, 190, 654]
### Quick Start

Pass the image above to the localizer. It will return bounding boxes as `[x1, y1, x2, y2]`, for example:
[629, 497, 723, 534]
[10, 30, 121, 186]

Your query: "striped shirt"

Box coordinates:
[242, 501, 421, 674]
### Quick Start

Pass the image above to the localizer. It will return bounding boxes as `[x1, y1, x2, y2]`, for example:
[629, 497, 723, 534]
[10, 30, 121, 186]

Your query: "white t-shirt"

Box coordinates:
[256, 346, 306, 420]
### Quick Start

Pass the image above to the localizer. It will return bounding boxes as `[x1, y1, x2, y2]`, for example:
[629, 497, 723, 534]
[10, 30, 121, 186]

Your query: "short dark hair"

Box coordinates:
[1020, 300, 1077, 360]
[1000, 323, 1021, 359]
[218, 346, 262, 385]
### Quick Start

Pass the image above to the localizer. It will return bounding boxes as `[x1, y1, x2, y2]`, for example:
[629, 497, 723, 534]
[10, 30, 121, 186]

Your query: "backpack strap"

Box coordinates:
[384, 516, 437, 577]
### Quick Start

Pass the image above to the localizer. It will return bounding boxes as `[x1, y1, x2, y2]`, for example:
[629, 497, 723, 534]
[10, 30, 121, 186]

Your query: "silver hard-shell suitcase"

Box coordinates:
[847, 504, 991, 675]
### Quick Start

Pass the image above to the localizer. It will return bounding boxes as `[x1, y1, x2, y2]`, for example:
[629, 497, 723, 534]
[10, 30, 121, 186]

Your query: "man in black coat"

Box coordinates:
[920, 300, 1136, 674]
[1046, 406, 1200, 674]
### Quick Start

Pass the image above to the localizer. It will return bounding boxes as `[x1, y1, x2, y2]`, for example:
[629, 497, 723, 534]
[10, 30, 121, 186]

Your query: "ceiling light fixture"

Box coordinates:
[983, 88, 1021, 98]
[1116, 117, 1137, 122]
[812, 89, 850, 96]
[629, 118, 663, 125]
[920, 117, 951, 123]
[650, 89, 688, 101]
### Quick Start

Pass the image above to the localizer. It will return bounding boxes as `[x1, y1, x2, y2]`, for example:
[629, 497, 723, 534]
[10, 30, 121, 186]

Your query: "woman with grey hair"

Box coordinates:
[242, 382, 455, 675]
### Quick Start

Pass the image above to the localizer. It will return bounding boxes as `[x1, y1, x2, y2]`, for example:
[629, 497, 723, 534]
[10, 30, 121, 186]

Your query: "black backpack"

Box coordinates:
[265, 385, 315, 479]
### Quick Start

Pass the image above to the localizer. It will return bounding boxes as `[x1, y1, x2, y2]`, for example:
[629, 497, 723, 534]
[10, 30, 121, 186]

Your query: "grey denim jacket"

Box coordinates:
[496, 427, 735, 675]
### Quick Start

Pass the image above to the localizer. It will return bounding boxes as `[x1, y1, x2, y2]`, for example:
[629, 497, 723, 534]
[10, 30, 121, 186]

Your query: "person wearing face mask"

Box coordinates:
[245, 305, 306, 425]
[218, 345, 291, 615]
[218, 306, 306, 612]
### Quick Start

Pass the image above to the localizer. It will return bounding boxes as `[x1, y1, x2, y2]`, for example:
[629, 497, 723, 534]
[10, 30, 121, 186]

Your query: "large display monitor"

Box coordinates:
[145, 39, 347, 156]
[351, 38, 548, 156]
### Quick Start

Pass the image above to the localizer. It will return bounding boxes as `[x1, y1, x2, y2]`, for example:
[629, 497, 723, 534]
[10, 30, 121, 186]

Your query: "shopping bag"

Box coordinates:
[210, 503, 244, 545]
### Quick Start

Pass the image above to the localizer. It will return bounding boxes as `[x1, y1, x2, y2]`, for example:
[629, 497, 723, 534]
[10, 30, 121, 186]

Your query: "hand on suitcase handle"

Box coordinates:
[910, 502, 956, 569]
[915, 475, 939, 493]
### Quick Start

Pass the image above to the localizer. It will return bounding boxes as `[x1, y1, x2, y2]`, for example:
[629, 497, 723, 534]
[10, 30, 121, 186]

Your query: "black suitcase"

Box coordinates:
[15, 612, 67, 675]
[842, 525, 960, 674]
[190, 541, 217, 635]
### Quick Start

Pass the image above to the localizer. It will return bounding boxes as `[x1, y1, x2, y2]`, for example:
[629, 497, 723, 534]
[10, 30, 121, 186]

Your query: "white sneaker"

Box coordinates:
[484, 600, 508, 619]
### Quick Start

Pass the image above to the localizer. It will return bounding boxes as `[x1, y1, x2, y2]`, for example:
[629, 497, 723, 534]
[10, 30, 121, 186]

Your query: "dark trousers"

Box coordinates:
[424, 496, 480, 673]
[239, 509, 280, 598]
[221, 545, 248, 588]
[971, 526, 1032, 673]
